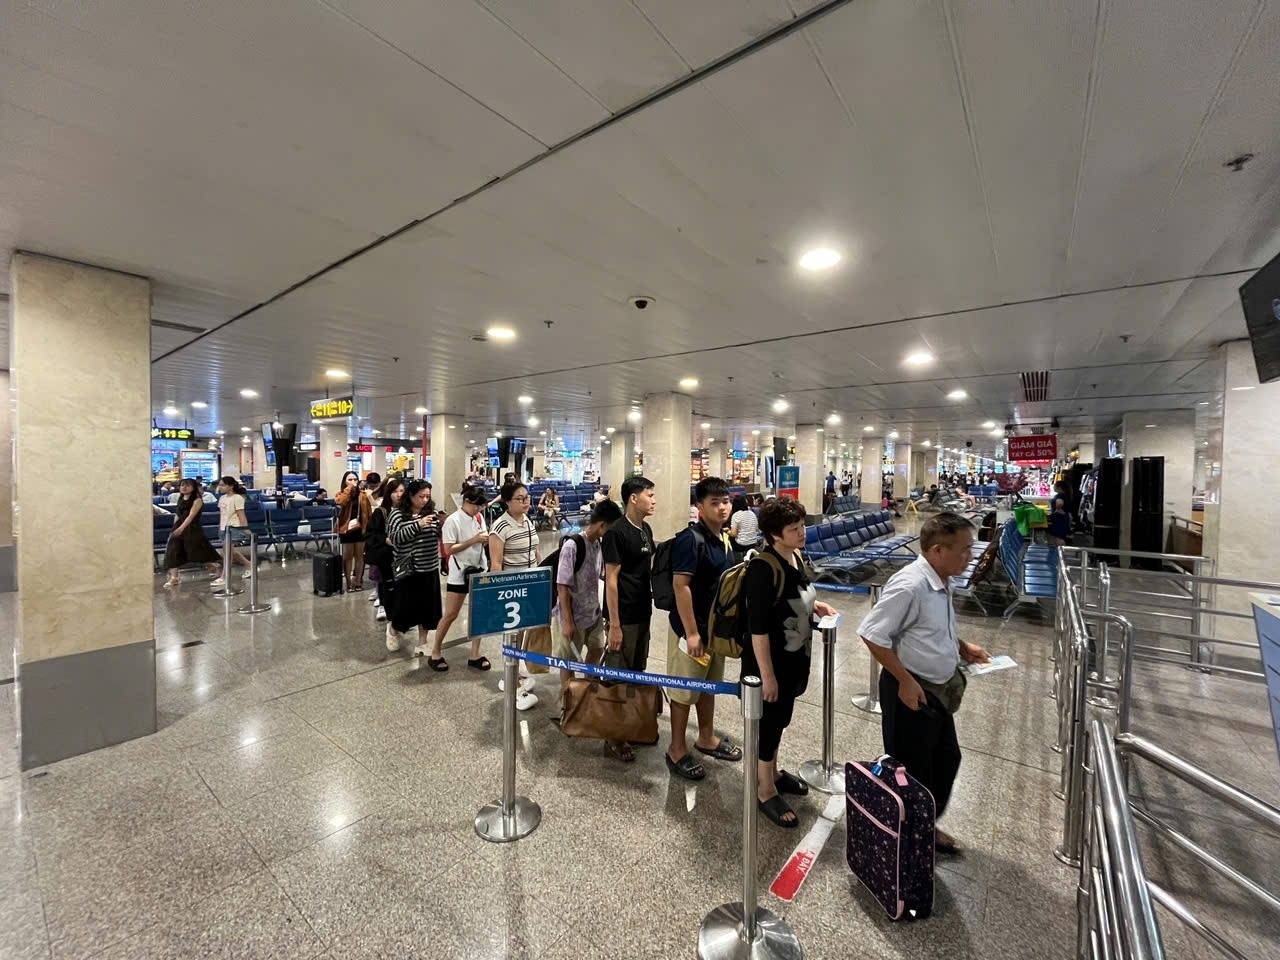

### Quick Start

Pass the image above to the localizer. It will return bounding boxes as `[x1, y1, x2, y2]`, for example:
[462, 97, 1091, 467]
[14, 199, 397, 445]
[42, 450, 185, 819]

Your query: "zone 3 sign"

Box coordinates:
[467, 567, 552, 637]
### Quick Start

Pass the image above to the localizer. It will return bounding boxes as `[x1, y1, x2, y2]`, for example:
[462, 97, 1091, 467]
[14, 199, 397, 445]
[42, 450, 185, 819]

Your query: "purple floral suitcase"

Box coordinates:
[845, 756, 935, 920]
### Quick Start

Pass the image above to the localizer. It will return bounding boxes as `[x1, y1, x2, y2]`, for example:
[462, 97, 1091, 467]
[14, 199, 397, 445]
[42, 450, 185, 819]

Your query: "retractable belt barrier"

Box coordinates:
[500, 645, 741, 697]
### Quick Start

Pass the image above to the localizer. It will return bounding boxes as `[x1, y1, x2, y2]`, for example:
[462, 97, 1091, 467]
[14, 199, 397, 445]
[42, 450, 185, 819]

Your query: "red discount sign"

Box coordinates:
[1007, 434, 1057, 462]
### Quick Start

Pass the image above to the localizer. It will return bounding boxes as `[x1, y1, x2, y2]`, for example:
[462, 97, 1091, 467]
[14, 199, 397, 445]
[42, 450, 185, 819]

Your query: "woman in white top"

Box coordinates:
[489, 481, 541, 710]
[210, 476, 252, 586]
[430, 486, 492, 670]
[729, 495, 760, 559]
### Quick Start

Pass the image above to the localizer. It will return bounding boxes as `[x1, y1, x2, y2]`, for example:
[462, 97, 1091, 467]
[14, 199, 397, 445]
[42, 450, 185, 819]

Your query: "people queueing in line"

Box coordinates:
[363, 477, 403, 625]
[386, 480, 442, 658]
[664, 477, 743, 780]
[210, 476, 252, 587]
[858, 512, 990, 853]
[743, 497, 838, 827]
[336, 470, 372, 592]
[551, 498, 622, 708]
[489, 480, 542, 709]
[163, 477, 222, 586]
[600, 475, 657, 762]
[433, 485, 493, 671]
[728, 494, 759, 560]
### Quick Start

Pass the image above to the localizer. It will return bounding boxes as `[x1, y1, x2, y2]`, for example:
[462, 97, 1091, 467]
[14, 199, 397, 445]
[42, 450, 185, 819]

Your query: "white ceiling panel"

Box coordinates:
[633, 0, 795, 68]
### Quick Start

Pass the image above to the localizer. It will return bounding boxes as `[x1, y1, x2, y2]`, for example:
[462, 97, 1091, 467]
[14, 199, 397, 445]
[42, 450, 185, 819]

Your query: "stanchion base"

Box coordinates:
[698, 903, 802, 960]
[237, 604, 271, 615]
[797, 759, 845, 795]
[212, 588, 244, 599]
[851, 694, 881, 715]
[474, 796, 541, 843]
[1052, 845, 1081, 869]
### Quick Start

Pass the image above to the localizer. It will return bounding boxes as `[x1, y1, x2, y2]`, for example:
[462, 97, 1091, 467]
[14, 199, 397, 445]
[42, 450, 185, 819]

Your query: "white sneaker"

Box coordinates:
[515, 690, 539, 712]
[385, 624, 402, 651]
[209, 578, 226, 588]
[518, 660, 531, 680]
[520, 675, 537, 694]
[375, 605, 387, 622]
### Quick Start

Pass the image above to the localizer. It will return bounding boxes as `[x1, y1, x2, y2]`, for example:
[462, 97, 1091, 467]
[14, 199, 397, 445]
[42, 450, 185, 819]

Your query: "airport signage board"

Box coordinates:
[151, 427, 193, 441]
[310, 395, 354, 421]
[468, 567, 552, 638]
[1007, 434, 1057, 462]
[777, 465, 800, 500]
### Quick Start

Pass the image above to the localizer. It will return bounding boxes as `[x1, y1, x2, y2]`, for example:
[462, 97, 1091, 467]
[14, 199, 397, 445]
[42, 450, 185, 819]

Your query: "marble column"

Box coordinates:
[708, 440, 728, 480]
[860, 441, 884, 506]
[894, 442, 913, 499]
[11, 253, 154, 768]
[608, 431, 635, 489]
[429, 414, 466, 513]
[794, 424, 823, 516]
[1119, 411, 1195, 554]
[317, 422, 348, 497]
[0, 370, 13, 592]
[641, 394, 693, 539]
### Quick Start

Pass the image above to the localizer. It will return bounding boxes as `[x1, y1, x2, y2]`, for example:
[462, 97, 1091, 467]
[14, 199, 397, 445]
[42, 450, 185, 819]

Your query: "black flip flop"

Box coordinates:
[467, 656, 491, 671]
[758, 795, 799, 829]
[775, 769, 810, 796]
[665, 752, 706, 781]
[427, 657, 449, 672]
[695, 738, 743, 762]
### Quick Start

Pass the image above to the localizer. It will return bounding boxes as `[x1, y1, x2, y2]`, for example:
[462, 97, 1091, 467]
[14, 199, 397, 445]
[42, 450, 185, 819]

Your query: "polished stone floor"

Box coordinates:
[0, 536, 1274, 959]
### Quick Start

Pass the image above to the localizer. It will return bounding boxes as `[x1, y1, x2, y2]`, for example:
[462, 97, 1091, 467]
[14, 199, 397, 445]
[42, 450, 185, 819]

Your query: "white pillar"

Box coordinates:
[640, 394, 693, 539]
[1119, 411, 1195, 554]
[429, 414, 466, 512]
[0, 370, 12, 591]
[11, 253, 154, 767]
[708, 440, 728, 480]
[794, 424, 823, 516]
[894, 442, 913, 499]
[317, 423, 348, 497]
[860, 441, 884, 506]
[608, 431, 635, 489]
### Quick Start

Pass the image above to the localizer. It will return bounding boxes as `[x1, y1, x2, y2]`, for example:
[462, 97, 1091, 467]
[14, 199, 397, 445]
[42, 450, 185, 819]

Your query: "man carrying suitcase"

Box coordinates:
[857, 512, 989, 854]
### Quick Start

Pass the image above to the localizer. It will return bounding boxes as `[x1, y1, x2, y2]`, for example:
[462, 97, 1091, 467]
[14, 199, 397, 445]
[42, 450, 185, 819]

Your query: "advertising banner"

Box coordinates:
[1007, 434, 1057, 462]
[777, 464, 800, 500]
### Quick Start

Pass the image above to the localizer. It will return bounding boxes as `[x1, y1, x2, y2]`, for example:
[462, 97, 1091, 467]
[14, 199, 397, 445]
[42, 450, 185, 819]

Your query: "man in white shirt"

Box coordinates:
[858, 512, 989, 854]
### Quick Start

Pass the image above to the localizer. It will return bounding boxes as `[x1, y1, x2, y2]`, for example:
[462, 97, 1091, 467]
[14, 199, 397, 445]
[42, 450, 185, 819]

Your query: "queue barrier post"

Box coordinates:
[212, 526, 243, 599]
[852, 584, 882, 714]
[474, 631, 542, 843]
[237, 531, 271, 614]
[799, 618, 845, 794]
[698, 676, 803, 960]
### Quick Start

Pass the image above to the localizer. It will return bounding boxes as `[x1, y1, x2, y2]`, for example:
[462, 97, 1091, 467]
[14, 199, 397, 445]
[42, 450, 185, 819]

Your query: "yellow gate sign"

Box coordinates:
[310, 395, 354, 421]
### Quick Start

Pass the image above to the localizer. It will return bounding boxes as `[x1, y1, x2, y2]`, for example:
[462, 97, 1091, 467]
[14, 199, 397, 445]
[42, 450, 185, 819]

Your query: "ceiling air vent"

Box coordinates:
[1019, 371, 1050, 403]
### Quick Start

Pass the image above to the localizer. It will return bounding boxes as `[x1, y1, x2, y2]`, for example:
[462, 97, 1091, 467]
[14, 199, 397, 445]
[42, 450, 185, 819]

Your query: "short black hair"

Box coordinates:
[759, 497, 807, 544]
[920, 512, 974, 551]
[589, 499, 622, 526]
[461, 486, 489, 505]
[694, 476, 730, 502]
[500, 480, 528, 503]
[620, 476, 654, 505]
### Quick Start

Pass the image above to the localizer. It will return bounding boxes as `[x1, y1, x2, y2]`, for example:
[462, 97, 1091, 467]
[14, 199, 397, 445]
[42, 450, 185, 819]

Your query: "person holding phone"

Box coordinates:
[336, 470, 372, 592]
[858, 512, 990, 854]
[386, 480, 444, 662]
[432, 486, 492, 670]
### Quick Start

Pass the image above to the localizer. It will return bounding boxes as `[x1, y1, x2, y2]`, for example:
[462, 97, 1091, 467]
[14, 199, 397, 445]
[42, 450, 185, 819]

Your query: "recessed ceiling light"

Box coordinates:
[1230, 385, 1255, 391]
[699, 422, 711, 429]
[325, 369, 348, 379]
[904, 351, 934, 367]
[827, 414, 841, 425]
[413, 406, 428, 415]
[272, 420, 282, 429]
[627, 410, 641, 422]
[517, 395, 533, 404]
[923, 440, 931, 447]
[239, 388, 258, 398]
[190, 401, 208, 409]
[448, 424, 456, 429]
[538, 430, 547, 436]
[496, 431, 503, 438]
[990, 429, 1003, 436]
[215, 429, 226, 436]
[678, 377, 699, 390]
[707, 437, 715, 442]
[240, 426, 250, 432]
[1144, 424, 1157, 428]
[162, 405, 179, 416]
[863, 425, 874, 432]
[982, 420, 996, 429]
[600, 435, 607, 440]
[788, 435, 796, 440]
[839, 442, 847, 447]
[772, 399, 789, 413]
[888, 431, 899, 439]
[486, 325, 516, 340]
[947, 389, 967, 400]
[606, 427, 616, 434]
[527, 416, 539, 427]
[241, 437, 249, 444]
[816, 427, 824, 432]
[798, 247, 842, 271]
[468, 439, 475, 445]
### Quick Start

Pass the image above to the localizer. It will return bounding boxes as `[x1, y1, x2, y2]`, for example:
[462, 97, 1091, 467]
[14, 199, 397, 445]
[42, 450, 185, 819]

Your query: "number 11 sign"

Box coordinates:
[467, 567, 553, 638]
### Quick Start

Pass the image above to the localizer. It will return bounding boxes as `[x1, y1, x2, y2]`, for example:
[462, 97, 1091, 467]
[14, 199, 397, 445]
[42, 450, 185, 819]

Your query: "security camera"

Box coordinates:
[965, 440, 973, 448]
[628, 296, 654, 310]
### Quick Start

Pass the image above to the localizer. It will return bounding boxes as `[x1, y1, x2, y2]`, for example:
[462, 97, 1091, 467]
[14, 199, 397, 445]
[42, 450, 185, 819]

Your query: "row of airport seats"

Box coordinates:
[826, 494, 862, 515]
[152, 504, 339, 568]
[969, 483, 999, 501]
[804, 510, 917, 584]
[528, 481, 598, 522]
[996, 517, 1057, 618]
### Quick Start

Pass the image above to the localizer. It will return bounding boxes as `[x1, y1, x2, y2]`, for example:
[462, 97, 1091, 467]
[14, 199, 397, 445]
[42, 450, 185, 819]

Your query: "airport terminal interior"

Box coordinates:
[2, 1, 1280, 958]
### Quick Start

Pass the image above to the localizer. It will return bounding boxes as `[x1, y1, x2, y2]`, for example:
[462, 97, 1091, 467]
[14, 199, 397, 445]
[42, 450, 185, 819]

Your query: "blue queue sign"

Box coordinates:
[467, 567, 553, 638]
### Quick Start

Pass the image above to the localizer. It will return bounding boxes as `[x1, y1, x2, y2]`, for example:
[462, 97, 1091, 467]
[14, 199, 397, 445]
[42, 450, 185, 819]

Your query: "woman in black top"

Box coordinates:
[386, 480, 444, 665]
[363, 477, 403, 624]
[163, 478, 221, 586]
[742, 497, 837, 829]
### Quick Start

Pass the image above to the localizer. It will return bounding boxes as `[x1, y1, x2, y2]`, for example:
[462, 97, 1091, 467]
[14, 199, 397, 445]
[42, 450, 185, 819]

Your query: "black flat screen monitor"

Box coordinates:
[1239, 249, 1280, 384]
[509, 438, 526, 467]
[260, 423, 274, 450]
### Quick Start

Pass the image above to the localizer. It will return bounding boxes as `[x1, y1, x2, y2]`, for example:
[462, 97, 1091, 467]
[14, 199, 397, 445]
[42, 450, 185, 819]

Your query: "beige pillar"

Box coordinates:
[317, 422, 348, 496]
[1119, 411, 1195, 554]
[794, 424, 823, 516]
[641, 394, 693, 539]
[608, 431, 635, 489]
[708, 440, 728, 481]
[11, 254, 154, 767]
[429, 414, 466, 512]
[0, 370, 13, 592]
[893, 442, 913, 499]
[861, 441, 885, 506]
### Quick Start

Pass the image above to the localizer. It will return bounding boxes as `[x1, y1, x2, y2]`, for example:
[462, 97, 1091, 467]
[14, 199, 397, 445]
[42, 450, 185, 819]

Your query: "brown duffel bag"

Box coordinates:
[559, 676, 659, 743]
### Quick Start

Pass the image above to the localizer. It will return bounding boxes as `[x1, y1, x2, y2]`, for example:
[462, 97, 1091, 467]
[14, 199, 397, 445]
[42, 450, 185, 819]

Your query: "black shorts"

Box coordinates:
[446, 582, 469, 595]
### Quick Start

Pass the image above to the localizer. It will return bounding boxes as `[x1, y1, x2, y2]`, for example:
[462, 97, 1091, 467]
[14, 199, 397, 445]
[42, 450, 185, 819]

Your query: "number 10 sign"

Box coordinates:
[467, 567, 553, 638]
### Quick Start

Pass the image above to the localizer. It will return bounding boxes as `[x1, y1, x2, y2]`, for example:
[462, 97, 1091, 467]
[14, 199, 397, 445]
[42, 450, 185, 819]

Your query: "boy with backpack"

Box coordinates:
[551, 499, 622, 680]
[663, 477, 743, 780]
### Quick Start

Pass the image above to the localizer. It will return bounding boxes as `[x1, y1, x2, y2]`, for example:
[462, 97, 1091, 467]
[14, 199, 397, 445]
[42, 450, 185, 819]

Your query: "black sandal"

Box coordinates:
[467, 656, 491, 671]
[696, 737, 743, 762]
[427, 657, 448, 672]
[758, 794, 799, 829]
[775, 769, 809, 796]
[665, 752, 706, 781]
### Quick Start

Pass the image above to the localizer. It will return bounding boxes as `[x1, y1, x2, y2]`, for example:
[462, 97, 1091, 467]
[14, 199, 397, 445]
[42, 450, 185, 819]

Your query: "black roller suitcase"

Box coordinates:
[312, 553, 344, 596]
[846, 756, 935, 920]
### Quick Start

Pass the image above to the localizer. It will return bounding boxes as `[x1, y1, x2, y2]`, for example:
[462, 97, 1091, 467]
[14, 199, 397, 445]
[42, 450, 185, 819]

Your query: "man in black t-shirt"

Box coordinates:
[602, 476, 656, 672]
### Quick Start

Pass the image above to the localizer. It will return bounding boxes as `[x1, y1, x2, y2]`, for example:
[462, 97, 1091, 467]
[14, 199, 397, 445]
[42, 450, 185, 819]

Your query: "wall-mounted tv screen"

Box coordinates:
[1239, 248, 1280, 384]
[261, 423, 274, 450]
[509, 438, 526, 466]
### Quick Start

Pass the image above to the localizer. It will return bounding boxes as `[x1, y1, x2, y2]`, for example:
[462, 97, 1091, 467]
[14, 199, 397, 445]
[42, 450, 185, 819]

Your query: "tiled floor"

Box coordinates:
[0, 537, 1274, 959]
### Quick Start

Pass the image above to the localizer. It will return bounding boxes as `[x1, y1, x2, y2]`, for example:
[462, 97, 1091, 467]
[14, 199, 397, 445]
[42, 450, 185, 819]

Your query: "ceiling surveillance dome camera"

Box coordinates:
[965, 440, 973, 448]
[628, 296, 654, 310]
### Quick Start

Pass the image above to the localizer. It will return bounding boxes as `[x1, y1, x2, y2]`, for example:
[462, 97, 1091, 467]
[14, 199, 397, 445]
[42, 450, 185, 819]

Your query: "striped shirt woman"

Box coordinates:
[385, 480, 444, 661]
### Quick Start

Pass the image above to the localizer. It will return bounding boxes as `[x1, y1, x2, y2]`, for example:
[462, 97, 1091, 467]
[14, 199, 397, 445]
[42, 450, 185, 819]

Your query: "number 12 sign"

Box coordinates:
[467, 567, 553, 638]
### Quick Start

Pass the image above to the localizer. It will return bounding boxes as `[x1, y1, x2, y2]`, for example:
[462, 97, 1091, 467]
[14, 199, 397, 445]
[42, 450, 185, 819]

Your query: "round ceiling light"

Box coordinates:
[982, 420, 996, 429]
[798, 248, 842, 271]
[190, 401, 208, 409]
[903, 351, 934, 367]
[239, 388, 259, 398]
[678, 377, 699, 390]
[627, 410, 641, 422]
[486, 325, 516, 341]
[527, 416, 539, 427]
[863, 425, 874, 432]
[325, 369, 348, 379]
[772, 399, 789, 413]
[162, 405, 179, 416]
[888, 430, 899, 439]
[827, 414, 841, 425]
[946, 389, 967, 400]
[700, 422, 711, 429]
[414, 406, 428, 415]
[517, 395, 533, 404]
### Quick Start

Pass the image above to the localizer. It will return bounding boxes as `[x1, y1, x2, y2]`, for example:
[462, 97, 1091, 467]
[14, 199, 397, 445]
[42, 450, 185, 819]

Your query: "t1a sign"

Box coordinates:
[777, 465, 800, 500]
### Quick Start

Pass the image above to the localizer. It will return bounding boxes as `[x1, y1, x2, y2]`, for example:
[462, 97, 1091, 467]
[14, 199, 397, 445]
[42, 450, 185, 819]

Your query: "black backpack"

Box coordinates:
[541, 533, 588, 576]
[651, 524, 706, 612]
